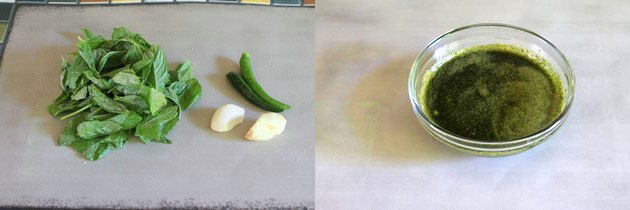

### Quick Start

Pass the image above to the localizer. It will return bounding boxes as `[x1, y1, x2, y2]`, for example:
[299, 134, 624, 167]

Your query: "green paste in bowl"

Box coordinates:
[422, 44, 565, 141]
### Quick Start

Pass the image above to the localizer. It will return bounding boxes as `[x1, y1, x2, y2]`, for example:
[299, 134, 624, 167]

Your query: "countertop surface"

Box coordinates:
[315, 0, 630, 209]
[0, 4, 314, 208]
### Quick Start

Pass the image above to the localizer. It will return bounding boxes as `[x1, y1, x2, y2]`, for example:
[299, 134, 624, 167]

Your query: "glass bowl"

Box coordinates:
[408, 23, 575, 156]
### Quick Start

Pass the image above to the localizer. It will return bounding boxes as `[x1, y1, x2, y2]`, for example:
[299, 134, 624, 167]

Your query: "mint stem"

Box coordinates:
[60, 104, 93, 120]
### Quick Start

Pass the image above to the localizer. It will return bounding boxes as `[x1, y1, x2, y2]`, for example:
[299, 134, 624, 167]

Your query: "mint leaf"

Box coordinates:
[65, 57, 88, 90]
[148, 46, 170, 91]
[76, 111, 140, 140]
[114, 95, 148, 114]
[108, 111, 142, 129]
[49, 27, 202, 161]
[59, 113, 87, 146]
[111, 71, 165, 115]
[176, 60, 193, 81]
[70, 130, 129, 161]
[179, 79, 202, 111]
[71, 86, 88, 101]
[83, 71, 112, 90]
[98, 51, 124, 72]
[78, 42, 97, 71]
[135, 106, 178, 140]
[88, 85, 127, 114]
[112, 71, 141, 86]
[60, 57, 69, 92]
[48, 92, 73, 116]
[80, 27, 105, 49]
[77, 120, 123, 139]
[147, 87, 167, 115]
[111, 27, 135, 40]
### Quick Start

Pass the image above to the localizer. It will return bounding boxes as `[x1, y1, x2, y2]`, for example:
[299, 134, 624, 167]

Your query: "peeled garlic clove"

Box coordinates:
[210, 104, 245, 132]
[245, 112, 287, 141]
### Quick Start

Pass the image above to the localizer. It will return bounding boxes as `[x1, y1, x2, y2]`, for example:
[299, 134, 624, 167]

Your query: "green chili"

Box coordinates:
[239, 52, 291, 110]
[226, 71, 284, 112]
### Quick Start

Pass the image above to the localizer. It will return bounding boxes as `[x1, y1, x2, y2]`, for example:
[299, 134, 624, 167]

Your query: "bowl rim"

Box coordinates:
[408, 23, 576, 146]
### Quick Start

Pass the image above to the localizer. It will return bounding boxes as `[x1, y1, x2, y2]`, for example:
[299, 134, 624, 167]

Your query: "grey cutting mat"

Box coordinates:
[0, 4, 314, 208]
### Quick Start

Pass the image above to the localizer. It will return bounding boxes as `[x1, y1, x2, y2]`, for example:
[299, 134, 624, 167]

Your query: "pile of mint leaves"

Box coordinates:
[48, 27, 202, 161]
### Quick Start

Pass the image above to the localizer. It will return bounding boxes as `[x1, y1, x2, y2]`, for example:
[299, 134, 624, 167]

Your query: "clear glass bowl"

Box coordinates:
[408, 23, 575, 156]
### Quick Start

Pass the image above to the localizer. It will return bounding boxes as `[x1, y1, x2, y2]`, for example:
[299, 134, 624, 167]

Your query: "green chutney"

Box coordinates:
[421, 44, 564, 141]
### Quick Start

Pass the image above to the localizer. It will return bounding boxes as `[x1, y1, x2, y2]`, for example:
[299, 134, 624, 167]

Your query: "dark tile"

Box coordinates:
[48, 0, 78, 4]
[273, 0, 299, 5]
[0, 4, 13, 21]
[17, 0, 46, 3]
[79, 0, 107, 3]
